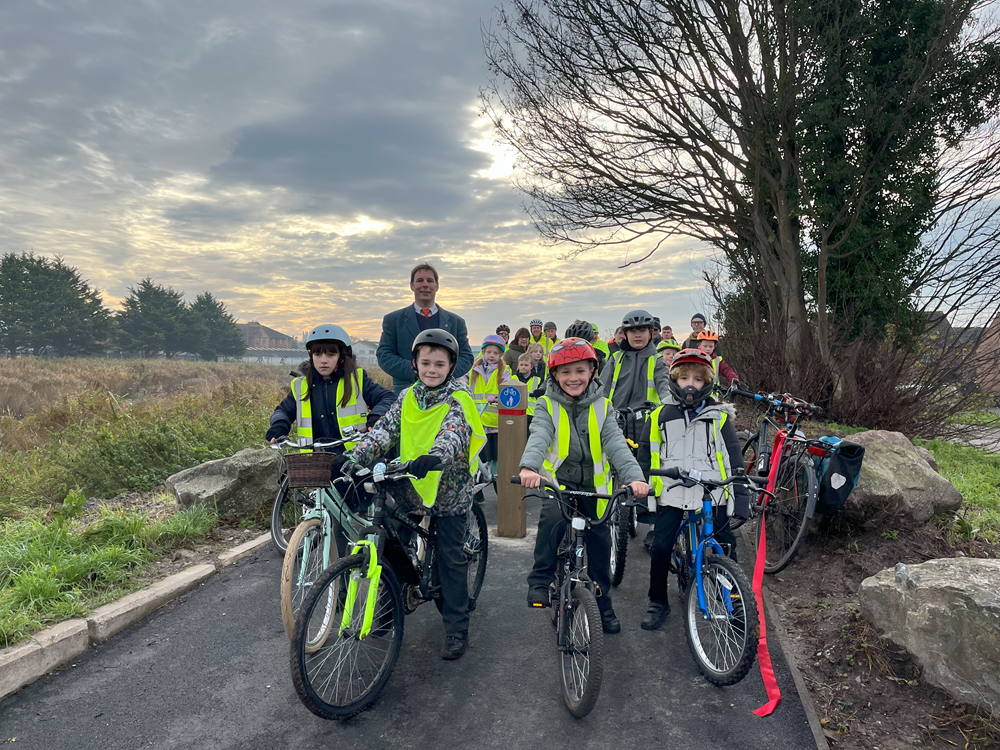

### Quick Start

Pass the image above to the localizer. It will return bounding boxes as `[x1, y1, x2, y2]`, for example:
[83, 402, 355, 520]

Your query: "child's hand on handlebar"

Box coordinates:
[628, 481, 650, 499]
[519, 468, 544, 489]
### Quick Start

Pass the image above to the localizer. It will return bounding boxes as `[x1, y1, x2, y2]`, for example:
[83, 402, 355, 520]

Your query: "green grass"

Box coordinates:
[917, 438, 1000, 544]
[825, 422, 870, 436]
[0, 494, 217, 647]
[948, 411, 1000, 427]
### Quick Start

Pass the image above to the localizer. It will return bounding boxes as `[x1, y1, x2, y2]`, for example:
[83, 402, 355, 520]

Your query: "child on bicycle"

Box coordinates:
[265, 323, 396, 450]
[696, 330, 740, 388]
[466, 334, 510, 470]
[519, 338, 649, 635]
[337, 328, 487, 660]
[636, 348, 750, 631]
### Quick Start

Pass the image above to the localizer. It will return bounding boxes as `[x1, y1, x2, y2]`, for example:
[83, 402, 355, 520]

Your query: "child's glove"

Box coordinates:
[331, 453, 359, 478]
[366, 413, 381, 430]
[730, 378, 741, 392]
[486, 395, 497, 404]
[265, 426, 285, 442]
[408, 454, 441, 479]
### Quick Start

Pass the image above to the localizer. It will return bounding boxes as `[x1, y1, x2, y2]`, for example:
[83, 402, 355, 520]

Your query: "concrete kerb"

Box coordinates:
[739, 524, 830, 750]
[0, 533, 273, 703]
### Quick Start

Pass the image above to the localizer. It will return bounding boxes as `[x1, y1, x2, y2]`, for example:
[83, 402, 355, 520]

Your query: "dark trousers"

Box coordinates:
[648, 504, 737, 605]
[434, 513, 471, 636]
[528, 495, 614, 612]
[482, 432, 498, 466]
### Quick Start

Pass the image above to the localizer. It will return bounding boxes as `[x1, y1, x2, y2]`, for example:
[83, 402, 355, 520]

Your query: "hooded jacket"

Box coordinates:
[266, 359, 396, 444]
[502, 341, 527, 369]
[598, 338, 672, 409]
[519, 379, 643, 489]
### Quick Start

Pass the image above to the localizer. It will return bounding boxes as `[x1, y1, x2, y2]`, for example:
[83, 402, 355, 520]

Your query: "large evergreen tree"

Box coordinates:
[189, 291, 246, 361]
[116, 278, 202, 358]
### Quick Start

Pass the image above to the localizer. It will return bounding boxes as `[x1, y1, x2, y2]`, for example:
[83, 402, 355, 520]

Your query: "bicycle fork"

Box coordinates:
[340, 539, 383, 640]
[693, 500, 736, 622]
[557, 518, 589, 653]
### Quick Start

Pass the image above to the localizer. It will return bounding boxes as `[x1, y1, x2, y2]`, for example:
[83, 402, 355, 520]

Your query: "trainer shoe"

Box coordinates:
[527, 585, 551, 608]
[600, 608, 621, 634]
[641, 602, 671, 631]
[441, 632, 468, 660]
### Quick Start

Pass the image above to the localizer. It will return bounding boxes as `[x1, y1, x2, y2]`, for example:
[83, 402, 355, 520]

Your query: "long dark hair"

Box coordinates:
[302, 341, 360, 407]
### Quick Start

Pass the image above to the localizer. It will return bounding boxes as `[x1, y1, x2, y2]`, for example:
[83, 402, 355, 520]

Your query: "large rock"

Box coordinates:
[860, 558, 1000, 716]
[166, 448, 282, 521]
[846, 430, 961, 523]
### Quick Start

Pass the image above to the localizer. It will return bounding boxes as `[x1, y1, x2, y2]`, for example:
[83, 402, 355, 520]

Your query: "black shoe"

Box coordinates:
[641, 602, 670, 631]
[527, 586, 551, 608]
[600, 609, 621, 634]
[441, 632, 468, 660]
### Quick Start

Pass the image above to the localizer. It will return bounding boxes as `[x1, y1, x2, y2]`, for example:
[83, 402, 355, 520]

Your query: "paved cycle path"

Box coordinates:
[0, 491, 815, 749]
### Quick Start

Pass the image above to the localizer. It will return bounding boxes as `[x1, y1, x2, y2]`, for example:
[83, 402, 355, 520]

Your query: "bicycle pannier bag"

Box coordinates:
[815, 436, 865, 515]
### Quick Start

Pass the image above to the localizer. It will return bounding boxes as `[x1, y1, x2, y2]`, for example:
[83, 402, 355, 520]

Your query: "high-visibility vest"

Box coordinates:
[592, 338, 610, 359]
[469, 364, 506, 428]
[525, 375, 541, 416]
[606, 351, 659, 405]
[400, 388, 486, 507]
[711, 355, 722, 383]
[648, 405, 731, 510]
[291, 370, 369, 451]
[537, 395, 612, 516]
[530, 333, 555, 356]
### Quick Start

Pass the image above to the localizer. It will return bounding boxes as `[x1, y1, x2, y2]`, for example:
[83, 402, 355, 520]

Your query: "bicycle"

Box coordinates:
[511, 475, 629, 717]
[269, 427, 360, 553]
[728, 388, 826, 573]
[645, 466, 767, 686]
[290, 459, 489, 719]
[269, 436, 375, 641]
[609, 402, 658, 586]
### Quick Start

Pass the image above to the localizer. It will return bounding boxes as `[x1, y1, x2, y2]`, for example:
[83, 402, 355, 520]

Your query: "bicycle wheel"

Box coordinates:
[280, 518, 338, 640]
[759, 452, 814, 573]
[611, 500, 629, 587]
[465, 503, 489, 611]
[271, 476, 311, 553]
[729, 435, 759, 531]
[684, 553, 759, 686]
[559, 586, 604, 717]
[627, 505, 638, 538]
[291, 554, 405, 720]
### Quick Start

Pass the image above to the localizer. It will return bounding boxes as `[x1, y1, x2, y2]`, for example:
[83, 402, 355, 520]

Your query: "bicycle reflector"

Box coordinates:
[807, 445, 829, 458]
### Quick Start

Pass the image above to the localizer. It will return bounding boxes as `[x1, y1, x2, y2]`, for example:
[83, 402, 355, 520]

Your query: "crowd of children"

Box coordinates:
[267, 301, 745, 660]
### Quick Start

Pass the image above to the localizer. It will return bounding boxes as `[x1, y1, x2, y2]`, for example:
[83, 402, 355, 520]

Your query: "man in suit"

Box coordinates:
[377, 262, 474, 394]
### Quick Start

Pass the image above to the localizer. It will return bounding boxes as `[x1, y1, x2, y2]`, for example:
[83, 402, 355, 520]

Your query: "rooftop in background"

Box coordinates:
[237, 322, 300, 349]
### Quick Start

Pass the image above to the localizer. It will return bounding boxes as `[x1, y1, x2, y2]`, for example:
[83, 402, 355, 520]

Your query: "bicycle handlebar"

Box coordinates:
[729, 388, 823, 417]
[649, 466, 770, 492]
[510, 476, 629, 526]
[269, 426, 360, 451]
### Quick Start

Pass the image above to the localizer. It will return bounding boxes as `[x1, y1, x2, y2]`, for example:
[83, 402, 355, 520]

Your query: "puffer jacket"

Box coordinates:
[519, 379, 644, 489]
[502, 342, 527, 369]
[348, 378, 478, 517]
[598, 339, 671, 409]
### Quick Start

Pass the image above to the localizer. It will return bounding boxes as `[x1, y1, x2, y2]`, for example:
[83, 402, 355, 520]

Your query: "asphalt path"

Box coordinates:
[0, 490, 815, 749]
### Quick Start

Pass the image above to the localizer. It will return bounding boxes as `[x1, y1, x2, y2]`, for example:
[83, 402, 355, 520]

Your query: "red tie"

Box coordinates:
[421, 308, 431, 317]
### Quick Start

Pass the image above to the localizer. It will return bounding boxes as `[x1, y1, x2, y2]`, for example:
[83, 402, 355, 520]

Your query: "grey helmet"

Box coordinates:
[543, 321, 557, 331]
[621, 309, 655, 331]
[529, 318, 543, 327]
[411, 328, 460, 377]
[306, 324, 352, 355]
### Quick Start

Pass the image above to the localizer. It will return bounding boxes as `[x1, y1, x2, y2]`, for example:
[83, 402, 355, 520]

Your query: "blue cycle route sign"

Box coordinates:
[499, 386, 522, 409]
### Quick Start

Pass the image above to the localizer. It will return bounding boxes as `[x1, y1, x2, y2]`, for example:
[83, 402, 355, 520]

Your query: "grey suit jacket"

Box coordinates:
[376, 305, 474, 394]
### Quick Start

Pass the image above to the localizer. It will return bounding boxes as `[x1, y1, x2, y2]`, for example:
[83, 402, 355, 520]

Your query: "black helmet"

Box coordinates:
[411, 329, 460, 374]
[565, 320, 594, 340]
[622, 309, 655, 331]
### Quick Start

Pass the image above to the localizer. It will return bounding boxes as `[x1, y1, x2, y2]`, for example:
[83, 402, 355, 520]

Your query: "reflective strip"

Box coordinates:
[526, 376, 540, 416]
[540, 396, 567, 481]
[649, 405, 665, 497]
[711, 356, 721, 383]
[336, 368, 369, 449]
[715, 412, 730, 501]
[645, 356, 658, 403]
[291, 377, 313, 451]
[607, 351, 625, 401]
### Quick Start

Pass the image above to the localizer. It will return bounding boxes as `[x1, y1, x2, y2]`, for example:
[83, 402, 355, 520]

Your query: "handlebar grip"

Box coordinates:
[510, 476, 522, 485]
[648, 467, 683, 479]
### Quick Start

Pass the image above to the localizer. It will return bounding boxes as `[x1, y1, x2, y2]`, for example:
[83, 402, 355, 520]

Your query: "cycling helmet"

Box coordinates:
[657, 338, 682, 352]
[543, 321, 557, 330]
[411, 328, 460, 367]
[621, 309, 655, 331]
[565, 320, 594, 340]
[697, 329, 720, 341]
[481, 334, 507, 353]
[668, 348, 715, 408]
[306, 324, 352, 355]
[547, 337, 599, 372]
[496, 324, 510, 334]
[530, 318, 543, 327]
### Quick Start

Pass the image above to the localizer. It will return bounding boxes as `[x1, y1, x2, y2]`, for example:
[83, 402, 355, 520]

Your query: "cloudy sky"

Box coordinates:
[0, 0, 714, 343]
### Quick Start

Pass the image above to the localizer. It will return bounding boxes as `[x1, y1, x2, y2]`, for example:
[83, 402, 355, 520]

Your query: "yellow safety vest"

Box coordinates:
[592, 338, 610, 359]
[469, 364, 505, 428]
[400, 389, 486, 507]
[530, 333, 556, 356]
[538, 395, 612, 516]
[648, 406, 730, 503]
[711, 355, 721, 383]
[525, 375, 541, 416]
[607, 351, 659, 405]
[291, 370, 369, 451]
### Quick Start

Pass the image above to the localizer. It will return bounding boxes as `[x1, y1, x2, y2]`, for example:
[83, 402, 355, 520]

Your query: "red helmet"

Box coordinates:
[671, 348, 714, 368]
[547, 337, 598, 371]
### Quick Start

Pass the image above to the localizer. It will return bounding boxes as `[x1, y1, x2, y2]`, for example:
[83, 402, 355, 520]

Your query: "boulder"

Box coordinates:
[846, 430, 961, 524]
[860, 558, 1000, 716]
[165, 448, 282, 521]
[913, 445, 939, 472]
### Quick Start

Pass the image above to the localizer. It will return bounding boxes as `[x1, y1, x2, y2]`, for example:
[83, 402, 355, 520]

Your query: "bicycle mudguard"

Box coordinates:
[340, 540, 383, 639]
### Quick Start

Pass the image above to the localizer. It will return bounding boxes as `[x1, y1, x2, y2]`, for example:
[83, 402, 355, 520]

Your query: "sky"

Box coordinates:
[0, 0, 716, 344]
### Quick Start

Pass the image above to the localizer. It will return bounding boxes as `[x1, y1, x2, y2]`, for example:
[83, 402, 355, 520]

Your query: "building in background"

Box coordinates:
[237, 321, 298, 349]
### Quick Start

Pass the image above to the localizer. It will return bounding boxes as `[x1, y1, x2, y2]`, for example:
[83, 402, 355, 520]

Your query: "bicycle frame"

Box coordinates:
[676, 499, 733, 621]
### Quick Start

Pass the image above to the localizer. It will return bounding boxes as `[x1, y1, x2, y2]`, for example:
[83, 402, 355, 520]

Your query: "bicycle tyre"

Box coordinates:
[684, 553, 759, 686]
[759, 451, 814, 573]
[611, 501, 629, 587]
[559, 586, 605, 717]
[466, 502, 489, 611]
[280, 518, 337, 640]
[729, 435, 759, 531]
[290, 554, 405, 720]
[627, 505, 638, 538]
[271, 475, 305, 553]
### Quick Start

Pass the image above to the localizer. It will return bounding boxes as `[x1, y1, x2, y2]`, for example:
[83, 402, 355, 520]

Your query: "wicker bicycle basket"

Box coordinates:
[284, 452, 337, 489]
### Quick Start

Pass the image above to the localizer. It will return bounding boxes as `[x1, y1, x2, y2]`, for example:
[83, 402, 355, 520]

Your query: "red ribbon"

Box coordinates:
[752, 429, 785, 717]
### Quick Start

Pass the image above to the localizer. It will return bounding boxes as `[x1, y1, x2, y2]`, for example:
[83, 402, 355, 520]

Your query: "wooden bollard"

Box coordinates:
[496, 380, 528, 538]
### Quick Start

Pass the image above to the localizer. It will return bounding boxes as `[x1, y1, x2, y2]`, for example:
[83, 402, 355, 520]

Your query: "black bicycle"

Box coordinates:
[290, 459, 489, 719]
[512, 475, 629, 717]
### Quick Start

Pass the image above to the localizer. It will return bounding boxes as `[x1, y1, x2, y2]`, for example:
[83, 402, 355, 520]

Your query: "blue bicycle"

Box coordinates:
[643, 467, 769, 686]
